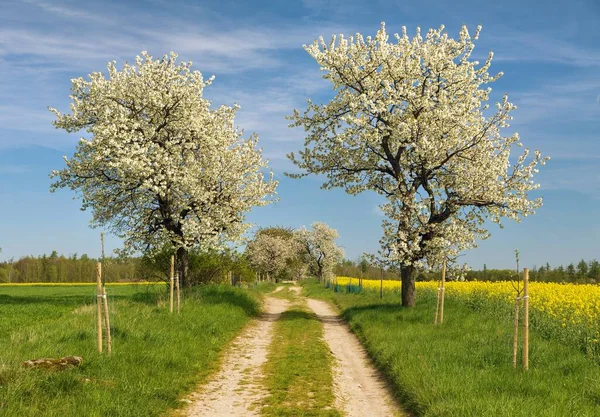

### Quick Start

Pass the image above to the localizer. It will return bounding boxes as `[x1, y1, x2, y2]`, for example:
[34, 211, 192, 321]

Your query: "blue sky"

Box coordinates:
[0, 0, 599, 269]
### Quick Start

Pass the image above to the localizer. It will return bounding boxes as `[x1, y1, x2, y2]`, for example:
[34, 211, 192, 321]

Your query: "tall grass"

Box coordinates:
[302, 279, 600, 417]
[0, 284, 261, 417]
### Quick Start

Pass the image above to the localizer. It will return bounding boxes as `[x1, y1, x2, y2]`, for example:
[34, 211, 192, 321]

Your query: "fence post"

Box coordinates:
[434, 281, 441, 325]
[170, 255, 174, 314]
[96, 262, 103, 353]
[176, 272, 181, 314]
[102, 285, 112, 354]
[523, 268, 529, 370]
[380, 267, 383, 300]
[513, 284, 521, 368]
[512, 305, 520, 368]
[440, 260, 446, 324]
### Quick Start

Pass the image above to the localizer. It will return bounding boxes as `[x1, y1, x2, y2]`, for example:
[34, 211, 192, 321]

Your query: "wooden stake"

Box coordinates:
[523, 268, 529, 371]
[380, 267, 383, 300]
[434, 279, 441, 325]
[170, 255, 174, 314]
[512, 293, 520, 368]
[439, 260, 446, 325]
[176, 272, 181, 314]
[96, 262, 103, 353]
[102, 285, 112, 354]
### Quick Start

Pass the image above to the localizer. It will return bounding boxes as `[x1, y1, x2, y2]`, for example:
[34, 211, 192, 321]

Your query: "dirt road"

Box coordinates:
[181, 287, 403, 417]
[182, 296, 289, 417]
[306, 298, 404, 417]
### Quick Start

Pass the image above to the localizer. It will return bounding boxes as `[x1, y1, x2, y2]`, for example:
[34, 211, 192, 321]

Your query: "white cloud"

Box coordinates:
[486, 28, 600, 68]
[0, 105, 54, 131]
[508, 74, 600, 126]
[21, 0, 113, 24]
[0, 9, 348, 73]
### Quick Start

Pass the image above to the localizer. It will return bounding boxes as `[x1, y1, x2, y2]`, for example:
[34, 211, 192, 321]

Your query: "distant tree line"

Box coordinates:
[335, 258, 600, 285]
[3, 250, 599, 286]
[0, 251, 137, 283]
[0, 222, 345, 285]
[418, 260, 600, 284]
[0, 249, 255, 284]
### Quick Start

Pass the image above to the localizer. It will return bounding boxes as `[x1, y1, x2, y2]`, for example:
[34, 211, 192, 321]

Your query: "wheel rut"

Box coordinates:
[182, 296, 289, 417]
[306, 297, 405, 417]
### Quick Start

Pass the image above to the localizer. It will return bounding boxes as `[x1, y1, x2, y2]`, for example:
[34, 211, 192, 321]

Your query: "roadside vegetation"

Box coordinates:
[302, 279, 600, 417]
[0, 284, 261, 417]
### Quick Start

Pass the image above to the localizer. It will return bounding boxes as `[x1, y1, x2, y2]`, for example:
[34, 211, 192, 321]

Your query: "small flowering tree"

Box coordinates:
[246, 228, 296, 281]
[295, 222, 344, 283]
[288, 24, 548, 306]
[49, 52, 277, 286]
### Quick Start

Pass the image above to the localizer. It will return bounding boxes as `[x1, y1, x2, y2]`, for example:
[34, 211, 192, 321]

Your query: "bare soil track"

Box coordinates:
[181, 296, 289, 417]
[306, 297, 405, 417]
[179, 286, 404, 417]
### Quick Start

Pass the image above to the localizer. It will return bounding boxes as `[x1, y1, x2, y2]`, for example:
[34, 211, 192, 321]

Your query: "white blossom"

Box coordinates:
[246, 230, 297, 278]
[288, 24, 548, 305]
[49, 52, 277, 283]
[294, 222, 344, 282]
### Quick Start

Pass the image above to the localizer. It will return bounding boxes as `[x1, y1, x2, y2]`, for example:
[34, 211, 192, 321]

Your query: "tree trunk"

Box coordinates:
[176, 247, 190, 288]
[401, 265, 416, 307]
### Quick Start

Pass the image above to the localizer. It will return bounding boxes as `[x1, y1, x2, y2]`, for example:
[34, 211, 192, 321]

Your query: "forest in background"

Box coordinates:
[0, 249, 255, 284]
[337, 259, 600, 284]
[1, 251, 599, 285]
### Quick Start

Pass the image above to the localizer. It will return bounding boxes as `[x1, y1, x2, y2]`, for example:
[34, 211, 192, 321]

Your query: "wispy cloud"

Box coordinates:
[508, 73, 600, 127]
[301, 0, 369, 20]
[0, 27, 341, 77]
[0, 28, 137, 66]
[208, 69, 330, 142]
[21, 0, 113, 24]
[0, 105, 54, 132]
[486, 28, 600, 68]
[539, 161, 600, 199]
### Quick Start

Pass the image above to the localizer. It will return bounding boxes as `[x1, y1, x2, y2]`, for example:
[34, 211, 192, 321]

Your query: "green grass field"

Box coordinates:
[302, 279, 600, 417]
[261, 303, 340, 417]
[0, 283, 262, 417]
[5, 280, 600, 417]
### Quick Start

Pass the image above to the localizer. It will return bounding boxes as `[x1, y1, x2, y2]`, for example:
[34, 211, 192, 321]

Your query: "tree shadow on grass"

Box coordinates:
[125, 285, 262, 317]
[0, 294, 91, 307]
[278, 310, 319, 321]
[254, 309, 318, 325]
[189, 286, 261, 317]
[340, 300, 437, 325]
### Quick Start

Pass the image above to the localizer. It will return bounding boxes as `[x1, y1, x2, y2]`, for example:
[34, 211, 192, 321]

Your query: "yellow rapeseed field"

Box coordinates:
[0, 281, 161, 287]
[335, 276, 600, 354]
